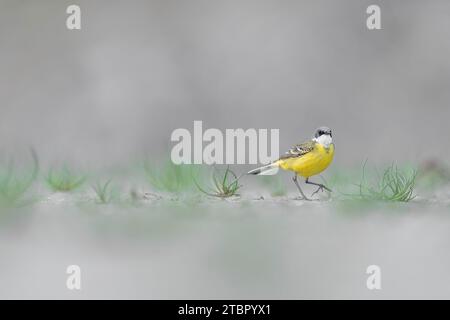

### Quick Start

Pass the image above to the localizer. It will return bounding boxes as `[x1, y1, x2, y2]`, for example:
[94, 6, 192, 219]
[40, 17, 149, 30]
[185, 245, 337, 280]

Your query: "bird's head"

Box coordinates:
[313, 126, 333, 147]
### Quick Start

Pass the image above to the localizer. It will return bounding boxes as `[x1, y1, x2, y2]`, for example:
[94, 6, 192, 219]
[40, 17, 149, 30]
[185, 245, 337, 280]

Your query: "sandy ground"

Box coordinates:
[1, 184, 450, 300]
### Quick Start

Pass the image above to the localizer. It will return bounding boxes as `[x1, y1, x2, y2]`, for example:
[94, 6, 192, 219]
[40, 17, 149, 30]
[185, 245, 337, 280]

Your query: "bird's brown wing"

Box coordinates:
[279, 140, 316, 160]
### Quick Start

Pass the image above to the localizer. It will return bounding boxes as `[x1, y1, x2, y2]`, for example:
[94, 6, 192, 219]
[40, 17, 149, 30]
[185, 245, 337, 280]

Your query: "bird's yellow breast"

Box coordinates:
[278, 143, 334, 178]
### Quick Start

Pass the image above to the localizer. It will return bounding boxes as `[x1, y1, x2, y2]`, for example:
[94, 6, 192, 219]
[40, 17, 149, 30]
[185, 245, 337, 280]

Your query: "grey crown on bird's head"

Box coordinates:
[314, 127, 332, 138]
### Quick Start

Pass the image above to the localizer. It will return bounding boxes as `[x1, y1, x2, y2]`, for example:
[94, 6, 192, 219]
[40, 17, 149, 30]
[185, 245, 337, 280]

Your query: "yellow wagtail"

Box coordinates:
[248, 127, 334, 200]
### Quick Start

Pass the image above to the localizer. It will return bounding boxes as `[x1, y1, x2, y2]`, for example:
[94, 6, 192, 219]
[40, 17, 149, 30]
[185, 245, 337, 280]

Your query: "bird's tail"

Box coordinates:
[247, 161, 280, 176]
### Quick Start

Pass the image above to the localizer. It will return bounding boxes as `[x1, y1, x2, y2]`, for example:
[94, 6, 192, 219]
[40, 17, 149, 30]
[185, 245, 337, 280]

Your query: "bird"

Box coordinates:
[248, 126, 335, 200]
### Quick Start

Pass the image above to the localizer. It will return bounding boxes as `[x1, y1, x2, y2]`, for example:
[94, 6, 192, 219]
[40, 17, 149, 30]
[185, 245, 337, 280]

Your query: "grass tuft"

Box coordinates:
[195, 166, 241, 198]
[0, 149, 39, 206]
[352, 162, 417, 202]
[92, 180, 115, 204]
[46, 166, 86, 192]
[144, 160, 201, 193]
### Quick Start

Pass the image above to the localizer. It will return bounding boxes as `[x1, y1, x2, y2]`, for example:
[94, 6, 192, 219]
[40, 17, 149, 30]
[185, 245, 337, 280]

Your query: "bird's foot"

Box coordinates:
[311, 185, 332, 197]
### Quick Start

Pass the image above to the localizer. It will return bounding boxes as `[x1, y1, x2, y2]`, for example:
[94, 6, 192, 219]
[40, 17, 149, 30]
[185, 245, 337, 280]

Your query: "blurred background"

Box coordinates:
[1, 0, 450, 168]
[1, 0, 450, 300]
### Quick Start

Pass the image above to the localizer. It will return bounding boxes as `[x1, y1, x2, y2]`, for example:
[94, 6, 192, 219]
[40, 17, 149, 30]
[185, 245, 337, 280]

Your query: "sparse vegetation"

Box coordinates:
[0, 152, 427, 207]
[0, 149, 39, 206]
[92, 180, 115, 204]
[46, 166, 86, 192]
[351, 162, 417, 202]
[195, 166, 242, 198]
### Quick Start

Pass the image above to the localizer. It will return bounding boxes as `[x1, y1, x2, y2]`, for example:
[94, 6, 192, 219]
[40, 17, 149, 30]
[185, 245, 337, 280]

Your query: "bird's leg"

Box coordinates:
[305, 178, 332, 196]
[293, 175, 310, 201]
